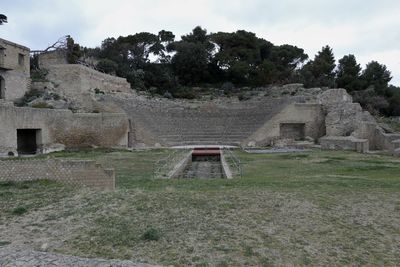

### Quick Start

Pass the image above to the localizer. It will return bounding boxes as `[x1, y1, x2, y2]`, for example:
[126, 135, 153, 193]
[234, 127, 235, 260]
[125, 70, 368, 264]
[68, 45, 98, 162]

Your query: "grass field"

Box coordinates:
[1, 149, 400, 266]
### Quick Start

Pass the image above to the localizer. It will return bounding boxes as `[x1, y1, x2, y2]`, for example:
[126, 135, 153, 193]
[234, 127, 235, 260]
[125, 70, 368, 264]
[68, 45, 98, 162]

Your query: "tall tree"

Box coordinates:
[301, 45, 336, 88]
[211, 30, 273, 84]
[170, 41, 210, 85]
[168, 26, 213, 85]
[361, 61, 392, 95]
[118, 32, 161, 69]
[181, 26, 214, 53]
[156, 30, 175, 63]
[269, 44, 308, 83]
[0, 14, 7, 25]
[66, 36, 82, 64]
[336, 54, 363, 91]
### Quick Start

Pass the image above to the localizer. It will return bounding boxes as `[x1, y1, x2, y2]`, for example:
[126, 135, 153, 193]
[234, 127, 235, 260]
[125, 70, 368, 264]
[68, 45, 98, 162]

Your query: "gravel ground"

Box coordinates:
[0, 246, 160, 267]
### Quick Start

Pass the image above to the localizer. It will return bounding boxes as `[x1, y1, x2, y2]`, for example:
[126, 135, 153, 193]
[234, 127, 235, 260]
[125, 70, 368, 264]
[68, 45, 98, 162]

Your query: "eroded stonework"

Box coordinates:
[0, 38, 30, 101]
[1, 38, 400, 156]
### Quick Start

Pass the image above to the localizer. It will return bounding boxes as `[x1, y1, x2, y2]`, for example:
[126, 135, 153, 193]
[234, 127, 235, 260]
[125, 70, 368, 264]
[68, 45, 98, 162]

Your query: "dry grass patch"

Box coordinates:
[1, 149, 400, 266]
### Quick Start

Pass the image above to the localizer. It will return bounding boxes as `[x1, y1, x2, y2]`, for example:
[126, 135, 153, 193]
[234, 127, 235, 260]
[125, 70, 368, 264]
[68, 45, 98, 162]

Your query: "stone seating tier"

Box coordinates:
[111, 95, 296, 146]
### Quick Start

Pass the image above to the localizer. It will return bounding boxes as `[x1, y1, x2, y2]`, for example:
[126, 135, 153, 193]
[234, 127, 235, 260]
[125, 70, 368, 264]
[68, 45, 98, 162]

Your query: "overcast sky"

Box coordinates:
[1, 0, 400, 85]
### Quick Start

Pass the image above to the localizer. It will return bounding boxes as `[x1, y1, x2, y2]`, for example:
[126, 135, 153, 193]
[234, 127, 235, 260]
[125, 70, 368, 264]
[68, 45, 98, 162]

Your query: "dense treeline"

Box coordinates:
[80, 26, 400, 116]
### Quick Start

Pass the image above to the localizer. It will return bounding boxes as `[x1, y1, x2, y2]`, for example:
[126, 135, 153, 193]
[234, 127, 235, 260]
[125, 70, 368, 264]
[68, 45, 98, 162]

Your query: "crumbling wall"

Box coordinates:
[317, 89, 400, 153]
[320, 136, 369, 153]
[0, 104, 128, 156]
[0, 38, 30, 101]
[0, 159, 115, 189]
[38, 50, 68, 67]
[0, 70, 30, 101]
[43, 64, 131, 98]
[244, 103, 325, 146]
[317, 89, 376, 136]
[51, 113, 128, 148]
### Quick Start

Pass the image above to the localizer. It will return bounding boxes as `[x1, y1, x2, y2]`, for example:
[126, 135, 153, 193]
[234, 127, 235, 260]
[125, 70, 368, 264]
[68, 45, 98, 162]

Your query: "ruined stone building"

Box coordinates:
[0, 39, 129, 157]
[0, 38, 400, 157]
[0, 38, 30, 101]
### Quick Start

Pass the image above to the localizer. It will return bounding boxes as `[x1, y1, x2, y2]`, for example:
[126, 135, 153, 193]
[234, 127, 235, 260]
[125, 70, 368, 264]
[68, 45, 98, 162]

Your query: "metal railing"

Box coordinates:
[153, 149, 190, 179]
[222, 148, 243, 178]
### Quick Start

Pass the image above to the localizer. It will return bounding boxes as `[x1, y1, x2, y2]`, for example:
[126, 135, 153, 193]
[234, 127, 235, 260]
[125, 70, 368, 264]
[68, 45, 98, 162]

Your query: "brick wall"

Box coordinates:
[0, 159, 115, 190]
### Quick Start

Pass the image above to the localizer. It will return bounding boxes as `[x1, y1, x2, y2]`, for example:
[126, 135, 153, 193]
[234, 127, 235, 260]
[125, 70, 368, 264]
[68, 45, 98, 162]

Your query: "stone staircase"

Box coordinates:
[182, 159, 223, 179]
[111, 95, 295, 147]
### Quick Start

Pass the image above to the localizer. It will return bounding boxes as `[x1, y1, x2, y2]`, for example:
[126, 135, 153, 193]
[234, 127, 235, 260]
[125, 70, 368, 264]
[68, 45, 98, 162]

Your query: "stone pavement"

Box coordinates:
[0, 246, 161, 267]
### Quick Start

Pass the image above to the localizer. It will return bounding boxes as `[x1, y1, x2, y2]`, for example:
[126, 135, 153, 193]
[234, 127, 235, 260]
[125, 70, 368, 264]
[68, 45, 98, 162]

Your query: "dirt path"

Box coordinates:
[0, 246, 160, 267]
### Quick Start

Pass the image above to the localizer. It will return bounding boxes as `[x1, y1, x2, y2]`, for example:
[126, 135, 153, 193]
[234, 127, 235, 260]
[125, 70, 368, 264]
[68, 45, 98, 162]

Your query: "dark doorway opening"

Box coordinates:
[17, 129, 41, 155]
[280, 123, 306, 140]
[0, 75, 5, 99]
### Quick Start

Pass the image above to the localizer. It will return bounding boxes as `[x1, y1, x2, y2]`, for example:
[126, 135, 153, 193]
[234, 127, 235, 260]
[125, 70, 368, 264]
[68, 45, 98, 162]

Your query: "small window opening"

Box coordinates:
[18, 53, 24, 66]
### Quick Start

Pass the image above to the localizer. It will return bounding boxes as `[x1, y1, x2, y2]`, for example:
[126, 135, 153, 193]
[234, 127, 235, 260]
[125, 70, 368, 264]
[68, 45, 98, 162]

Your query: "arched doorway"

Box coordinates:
[0, 75, 4, 99]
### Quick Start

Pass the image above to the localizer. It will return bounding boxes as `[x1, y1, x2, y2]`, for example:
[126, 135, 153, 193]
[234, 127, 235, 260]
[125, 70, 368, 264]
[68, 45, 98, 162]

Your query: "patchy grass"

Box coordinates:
[11, 206, 28, 216]
[1, 149, 400, 266]
[0, 180, 74, 221]
[141, 227, 161, 241]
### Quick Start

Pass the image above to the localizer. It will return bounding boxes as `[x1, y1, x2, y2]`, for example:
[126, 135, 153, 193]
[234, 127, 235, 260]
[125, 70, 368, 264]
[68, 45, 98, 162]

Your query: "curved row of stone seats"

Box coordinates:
[137, 103, 290, 145]
[166, 140, 243, 146]
[110, 95, 295, 146]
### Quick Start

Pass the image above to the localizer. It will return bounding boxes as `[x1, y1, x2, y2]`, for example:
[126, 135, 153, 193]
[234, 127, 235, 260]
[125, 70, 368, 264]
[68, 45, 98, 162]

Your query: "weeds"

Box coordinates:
[141, 227, 161, 241]
[2, 149, 400, 266]
[11, 206, 28, 215]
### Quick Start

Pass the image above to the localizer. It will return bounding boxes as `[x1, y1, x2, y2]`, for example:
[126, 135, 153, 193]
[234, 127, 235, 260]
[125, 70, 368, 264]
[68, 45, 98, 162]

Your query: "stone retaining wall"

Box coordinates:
[0, 159, 115, 189]
[45, 64, 132, 97]
[0, 104, 129, 156]
[245, 103, 325, 146]
[320, 136, 369, 153]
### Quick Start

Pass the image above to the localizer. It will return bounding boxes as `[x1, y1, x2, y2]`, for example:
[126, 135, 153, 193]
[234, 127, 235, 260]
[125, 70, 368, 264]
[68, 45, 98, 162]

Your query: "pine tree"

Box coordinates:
[336, 54, 363, 91]
[0, 14, 7, 25]
[301, 45, 336, 88]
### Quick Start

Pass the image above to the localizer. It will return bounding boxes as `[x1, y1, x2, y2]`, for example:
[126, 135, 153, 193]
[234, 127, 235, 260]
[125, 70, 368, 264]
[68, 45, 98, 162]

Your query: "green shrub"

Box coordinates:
[96, 59, 118, 74]
[0, 181, 15, 187]
[94, 88, 105, 95]
[15, 89, 44, 106]
[141, 227, 161, 241]
[30, 69, 49, 81]
[0, 241, 11, 246]
[172, 87, 197, 99]
[12, 206, 28, 215]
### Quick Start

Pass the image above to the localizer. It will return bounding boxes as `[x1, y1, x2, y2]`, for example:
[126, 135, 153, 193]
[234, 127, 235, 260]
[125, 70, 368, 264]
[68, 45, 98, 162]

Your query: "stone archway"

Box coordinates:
[0, 75, 4, 99]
